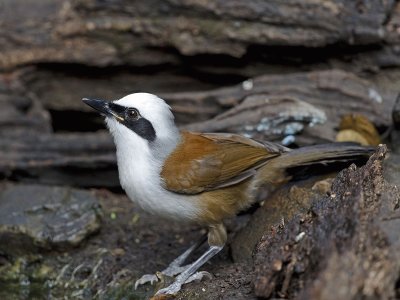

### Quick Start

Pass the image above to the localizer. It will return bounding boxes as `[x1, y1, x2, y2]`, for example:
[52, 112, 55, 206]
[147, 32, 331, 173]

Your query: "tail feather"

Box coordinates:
[278, 143, 375, 169]
[255, 143, 375, 186]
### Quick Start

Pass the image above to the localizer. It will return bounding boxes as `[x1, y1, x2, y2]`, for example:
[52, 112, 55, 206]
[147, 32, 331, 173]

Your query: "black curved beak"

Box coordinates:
[82, 98, 111, 116]
[82, 98, 125, 122]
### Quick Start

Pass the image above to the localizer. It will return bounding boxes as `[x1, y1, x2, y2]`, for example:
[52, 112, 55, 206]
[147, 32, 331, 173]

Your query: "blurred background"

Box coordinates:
[1, 1, 400, 299]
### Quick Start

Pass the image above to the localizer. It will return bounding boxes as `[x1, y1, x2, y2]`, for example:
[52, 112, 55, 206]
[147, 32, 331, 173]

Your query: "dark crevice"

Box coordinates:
[8, 167, 122, 190]
[49, 109, 106, 133]
[287, 158, 370, 182]
[33, 62, 175, 77]
[28, 60, 244, 90]
[244, 43, 384, 65]
[396, 275, 400, 299]
[382, 0, 399, 26]
[29, 42, 385, 90]
[179, 43, 384, 68]
[105, 186, 125, 194]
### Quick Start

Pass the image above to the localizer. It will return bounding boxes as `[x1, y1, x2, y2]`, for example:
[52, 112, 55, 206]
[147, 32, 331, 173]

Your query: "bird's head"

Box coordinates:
[82, 93, 180, 158]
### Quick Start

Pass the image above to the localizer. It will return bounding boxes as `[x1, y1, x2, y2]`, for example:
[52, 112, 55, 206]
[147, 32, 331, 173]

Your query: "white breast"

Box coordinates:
[110, 121, 201, 222]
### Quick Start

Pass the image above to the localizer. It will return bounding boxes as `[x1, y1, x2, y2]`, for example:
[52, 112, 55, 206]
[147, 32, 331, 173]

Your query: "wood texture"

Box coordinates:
[0, 0, 395, 69]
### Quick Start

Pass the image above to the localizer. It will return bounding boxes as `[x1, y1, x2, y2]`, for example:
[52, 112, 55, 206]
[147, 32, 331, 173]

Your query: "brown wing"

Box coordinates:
[160, 131, 289, 194]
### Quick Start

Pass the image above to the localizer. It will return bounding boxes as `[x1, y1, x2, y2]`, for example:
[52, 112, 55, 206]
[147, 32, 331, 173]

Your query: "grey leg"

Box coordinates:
[155, 245, 223, 295]
[134, 234, 207, 289]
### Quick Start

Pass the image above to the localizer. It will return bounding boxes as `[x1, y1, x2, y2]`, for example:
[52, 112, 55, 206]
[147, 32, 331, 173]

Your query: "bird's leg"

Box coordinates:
[160, 233, 208, 276]
[156, 223, 227, 295]
[155, 245, 222, 295]
[134, 233, 207, 289]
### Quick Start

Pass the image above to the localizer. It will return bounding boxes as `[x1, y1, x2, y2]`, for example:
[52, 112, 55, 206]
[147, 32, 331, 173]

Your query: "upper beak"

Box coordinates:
[82, 98, 111, 115]
[82, 98, 125, 121]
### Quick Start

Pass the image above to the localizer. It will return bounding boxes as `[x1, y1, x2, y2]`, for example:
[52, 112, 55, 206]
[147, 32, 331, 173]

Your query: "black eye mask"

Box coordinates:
[122, 116, 156, 142]
[82, 99, 156, 142]
[110, 103, 156, 142]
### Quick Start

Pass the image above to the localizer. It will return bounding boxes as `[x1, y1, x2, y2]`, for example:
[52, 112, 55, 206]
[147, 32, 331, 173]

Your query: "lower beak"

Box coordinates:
[82, 98, 111, 116]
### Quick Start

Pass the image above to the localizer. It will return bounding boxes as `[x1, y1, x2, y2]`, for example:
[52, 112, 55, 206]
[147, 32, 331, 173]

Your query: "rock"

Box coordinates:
[231, 176, 333, 263]
[251, 145, 400, 299]
[0, 184, 102, 255]
[391, 94, 400, 152]
[393, 93, 400, 129]
[185, 95, 327, 142]
[0, 74, 51, 136]
[1, 69, 391, 186]
[175, 70, 391, 132]
[391, 130, 400, 154]
[0, 0, 394, 69]
[0, 132, 118, 187]
[21, 69, 389, 130]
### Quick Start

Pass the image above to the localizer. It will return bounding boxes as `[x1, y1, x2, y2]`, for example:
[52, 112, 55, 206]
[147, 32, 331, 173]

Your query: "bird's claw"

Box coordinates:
[134, 274, 159, 289]
[156, 281, 182, 295]
[135, 265, 189, 291]
[185, 271, 213, 284]
[155, 271, 213, 295]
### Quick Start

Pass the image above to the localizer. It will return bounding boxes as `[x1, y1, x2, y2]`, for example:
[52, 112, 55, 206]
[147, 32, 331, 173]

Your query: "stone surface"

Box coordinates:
[0, 0, 395, 69]
[0, 132, 118, 187]
[0, 184, 102, 255]
[393, 93, 400, 129]
[251, 145, 400, 299]
[1, 69, 392, 186]
[175, 69, 392, 132]
[231, 176, 333, 263]
[0, 75, 51, 136]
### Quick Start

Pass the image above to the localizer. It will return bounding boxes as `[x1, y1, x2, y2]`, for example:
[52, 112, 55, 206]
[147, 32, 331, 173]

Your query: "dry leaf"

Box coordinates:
[336, 114, 380, 146]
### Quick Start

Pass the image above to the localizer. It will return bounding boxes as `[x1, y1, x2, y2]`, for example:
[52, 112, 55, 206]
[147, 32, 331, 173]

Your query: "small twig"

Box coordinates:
[280, 256, 297, 297]
[381, 213, 400, 221]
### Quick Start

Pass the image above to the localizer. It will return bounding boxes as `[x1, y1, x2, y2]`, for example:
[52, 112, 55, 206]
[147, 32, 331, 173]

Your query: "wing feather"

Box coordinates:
[161, 131, 288, 194]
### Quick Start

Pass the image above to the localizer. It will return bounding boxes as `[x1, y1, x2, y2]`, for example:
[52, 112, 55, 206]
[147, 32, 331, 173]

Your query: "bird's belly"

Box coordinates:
[196, 179, 257, 224]
[122, 182, 201, 222]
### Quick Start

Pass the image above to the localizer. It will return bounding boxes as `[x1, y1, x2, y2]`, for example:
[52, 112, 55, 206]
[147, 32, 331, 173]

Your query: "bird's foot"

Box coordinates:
[134, 273, 159, 289]
[185, 271, 213, 284]
[134, 265, 189, 289]
[155, 271, 213, 295]
[155, 281, 182, 296]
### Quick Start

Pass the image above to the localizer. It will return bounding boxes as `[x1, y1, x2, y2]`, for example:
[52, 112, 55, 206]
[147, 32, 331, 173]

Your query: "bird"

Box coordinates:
[82, 93, 374, 295]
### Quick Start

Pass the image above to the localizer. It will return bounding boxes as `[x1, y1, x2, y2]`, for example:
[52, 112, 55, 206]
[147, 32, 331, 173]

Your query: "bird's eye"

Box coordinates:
[127, 108, 139, 120]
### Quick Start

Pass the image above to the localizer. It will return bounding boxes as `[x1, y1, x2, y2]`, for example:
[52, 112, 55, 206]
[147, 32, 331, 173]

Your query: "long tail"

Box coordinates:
[277, 143, 375, 168]
[256, 143, 375, 185]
